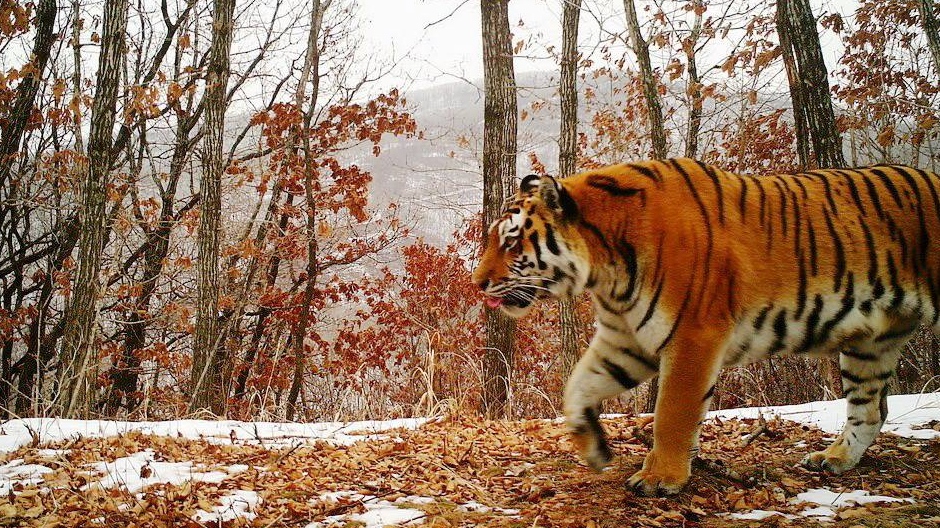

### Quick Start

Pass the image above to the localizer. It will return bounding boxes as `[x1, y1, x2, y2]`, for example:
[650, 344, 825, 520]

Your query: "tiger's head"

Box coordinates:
[472, 173, 590, 317]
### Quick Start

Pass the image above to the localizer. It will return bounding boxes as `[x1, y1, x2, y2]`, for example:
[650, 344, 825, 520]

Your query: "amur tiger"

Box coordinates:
[472, 158, 940, 496]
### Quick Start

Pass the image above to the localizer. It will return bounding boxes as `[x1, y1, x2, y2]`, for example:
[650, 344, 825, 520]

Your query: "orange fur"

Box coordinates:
[474, 158, 940, 495]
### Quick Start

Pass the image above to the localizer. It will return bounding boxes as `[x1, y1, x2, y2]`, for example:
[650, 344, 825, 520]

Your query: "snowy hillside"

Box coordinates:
[1, 393, 938, 526]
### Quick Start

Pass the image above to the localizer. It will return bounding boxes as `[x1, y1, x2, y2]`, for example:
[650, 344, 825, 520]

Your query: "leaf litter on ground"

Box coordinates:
[0, 393, 937, 527]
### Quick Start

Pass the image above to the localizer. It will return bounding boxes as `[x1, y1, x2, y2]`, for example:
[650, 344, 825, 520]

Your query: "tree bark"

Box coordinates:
[684, 0, 703, 158]
[918, 0, 940, 75]
[480, 0, 518, 418]
[776, 0, 845, 169]
[57, 0, 128, 418]
[288, 0, 331, 422]
[557, 0, 582, 381]
[777, 0, 846, 395]
[623, 0, 667, 413]
[623, 0, 667, 159]
[190, 0, 236, 415]
[0, 0, 56, 190]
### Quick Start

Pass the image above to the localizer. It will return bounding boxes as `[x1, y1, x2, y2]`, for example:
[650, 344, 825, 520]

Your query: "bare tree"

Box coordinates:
[623, 0, 668, 413]
[57, 0, 129, 418]
[558, 0, 583, 381]
[480, 0, 518, 418]
[191, 0, 237, 415]
[287, 0, 332, 421]
[683, 0, 704, 158]
[776, 0, 845, 169]
[624, 0, 667, 159]
[918, 0, 940, 74]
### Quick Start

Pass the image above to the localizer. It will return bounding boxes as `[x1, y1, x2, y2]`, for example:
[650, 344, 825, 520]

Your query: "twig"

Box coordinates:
[741, 415, 770, 447]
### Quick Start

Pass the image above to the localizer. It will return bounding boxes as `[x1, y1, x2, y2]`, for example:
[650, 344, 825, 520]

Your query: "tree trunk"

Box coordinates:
[918, 0, 940, 74]
[0, 0, 56, 190]
[480, 0, 518, 418]
[623, 0, 667, 159]
[57, 0, 128, 418]
[684, 0, 703, 158]
[191, 0, 236, 415]
[288, 0, 331, 422]
[557, 0, 583, 381]
[777, 0, 846, 396]
[623, 0, 667, 413]
[776, 0, 846, 169]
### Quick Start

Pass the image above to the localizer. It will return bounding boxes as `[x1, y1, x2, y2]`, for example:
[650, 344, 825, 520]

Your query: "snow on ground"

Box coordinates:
[0, 417, 427, 453]
[83, 449, 235, 492]
[708, 393, 940, 440]
[0, 393, 937, 525]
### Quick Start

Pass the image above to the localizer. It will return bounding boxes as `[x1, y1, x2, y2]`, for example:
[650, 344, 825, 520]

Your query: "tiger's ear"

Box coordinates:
[520, 173, 542, 195]
[538, 175, 578, 221]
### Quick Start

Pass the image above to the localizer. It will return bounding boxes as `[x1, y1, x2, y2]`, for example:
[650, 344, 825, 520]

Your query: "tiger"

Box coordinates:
[471, 158, 940, 496]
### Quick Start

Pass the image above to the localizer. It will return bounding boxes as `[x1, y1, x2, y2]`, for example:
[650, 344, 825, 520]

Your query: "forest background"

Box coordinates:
[1, 0, 939, 423]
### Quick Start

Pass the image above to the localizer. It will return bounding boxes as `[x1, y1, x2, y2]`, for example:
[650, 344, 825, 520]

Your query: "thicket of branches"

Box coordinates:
[0, 0, 938, 422]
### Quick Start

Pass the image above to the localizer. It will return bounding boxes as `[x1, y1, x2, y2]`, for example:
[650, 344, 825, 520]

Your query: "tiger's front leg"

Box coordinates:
[625, 331, 725, 496]
[563, 336, 659, 471]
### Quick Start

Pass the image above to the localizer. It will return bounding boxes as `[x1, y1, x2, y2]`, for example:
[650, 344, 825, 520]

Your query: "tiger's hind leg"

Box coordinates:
[802, 340, 905, 474]
[563, 340, 658, 472]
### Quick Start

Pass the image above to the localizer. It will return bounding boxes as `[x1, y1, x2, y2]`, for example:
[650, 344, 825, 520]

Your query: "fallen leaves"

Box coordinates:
[0, 414, 937, 527]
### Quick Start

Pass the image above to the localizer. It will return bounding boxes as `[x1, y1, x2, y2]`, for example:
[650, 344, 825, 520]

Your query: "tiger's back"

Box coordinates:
[472, 158, 940, 496]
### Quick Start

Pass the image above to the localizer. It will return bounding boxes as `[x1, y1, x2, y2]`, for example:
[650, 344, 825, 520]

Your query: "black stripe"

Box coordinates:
[815, 273, 856, 346]
[860, 172, 887, 221]
[874, 325, 915, 343]
[605, 341, 659, 372]
[795, 255, 808, 318]
[737, 174, 749, 222]
[768, 309, 788, 354]
[586, 175, 641, 197]
[755, 177, 768, 227]
[792, 175, 810, 199]
[703, 384, 716, 402]
[838, 170, 868, 217]
[602, 358, 640, 389]
[656, 283, 693, 355]
[694, 159, 725, 225]
[870, 168, 904, 208]
[842, 348, 879, 361]
[529, 232, 546, 270]
[840, 368, 866, 384]
[849, 397, 873, 406]
[582, 406, 612, 462]
[544, 224, 561, 255]
[630, 162, 663, 184]
[888, 166, 929, 270]
[911, 167, 940, 227]
[822, 208, 846, 292]
[885, 253, 905, 310]
[858, 218, 878, 285]
[753, 304, 773, 330]
[671, 159, 713, 279]
[806, 215, 819, 276]
[799, 295, 825, 353]
[808, 171, 839, 215]
[773, 178, 789, 238]
[614, 242, 639, 303]
[581, 220, 614, 258]
[637, 276, 665, 330]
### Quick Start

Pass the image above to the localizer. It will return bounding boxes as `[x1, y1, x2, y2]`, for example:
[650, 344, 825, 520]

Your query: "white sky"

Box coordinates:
[356, 0, 858, 94]
[357, 0, 572, 90]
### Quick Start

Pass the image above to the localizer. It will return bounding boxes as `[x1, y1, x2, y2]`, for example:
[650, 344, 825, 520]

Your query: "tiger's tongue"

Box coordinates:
[484, 297, 503, 309]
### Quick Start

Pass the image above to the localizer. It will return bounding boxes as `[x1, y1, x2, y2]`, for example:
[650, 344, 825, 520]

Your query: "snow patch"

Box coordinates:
[708, 393, 940, 439]
[0, 459, 53, 494]
[193, 490, 261, 524]
[0, 417, 427, 453]
[727, 509, 796, 521]
[83, 450, 229, 492]
[791, 487, 914, 521]
[309, 492, 427, 527]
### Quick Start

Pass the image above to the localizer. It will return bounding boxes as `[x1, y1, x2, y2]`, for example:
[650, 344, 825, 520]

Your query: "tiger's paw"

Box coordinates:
[570, 429, 613, 471]
[801, 444, 858, 474]
[626, 467, 688, 497]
